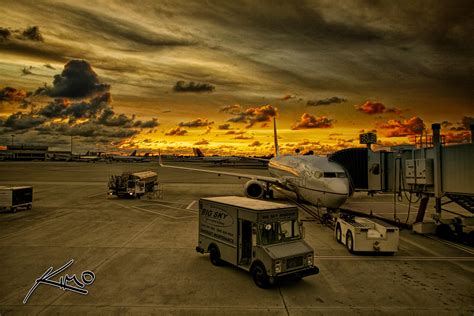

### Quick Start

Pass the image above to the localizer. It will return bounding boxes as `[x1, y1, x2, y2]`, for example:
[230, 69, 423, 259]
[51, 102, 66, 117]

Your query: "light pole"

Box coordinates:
[11, 135, 15, 146]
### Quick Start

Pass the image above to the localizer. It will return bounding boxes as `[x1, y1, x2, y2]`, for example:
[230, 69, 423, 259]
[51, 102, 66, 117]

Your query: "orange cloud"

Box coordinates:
[444, 131, 470, 143]
[165, 126, 187, 136]
[292, 113, 333, 130]
[378, 116, 425, 137]
[355, 101, 401, 115]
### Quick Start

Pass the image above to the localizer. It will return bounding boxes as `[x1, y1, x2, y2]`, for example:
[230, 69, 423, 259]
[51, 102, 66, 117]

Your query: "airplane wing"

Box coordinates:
[159, 156, 280, 185]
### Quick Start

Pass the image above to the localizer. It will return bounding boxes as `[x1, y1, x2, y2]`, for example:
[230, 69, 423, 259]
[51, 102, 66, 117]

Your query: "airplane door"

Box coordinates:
[239, 220, 252, 266]
[368, 151, 385, 191]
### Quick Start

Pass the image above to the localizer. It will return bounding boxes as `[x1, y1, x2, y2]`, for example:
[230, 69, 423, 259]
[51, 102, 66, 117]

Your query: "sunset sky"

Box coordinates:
[0, 0, 473, 155]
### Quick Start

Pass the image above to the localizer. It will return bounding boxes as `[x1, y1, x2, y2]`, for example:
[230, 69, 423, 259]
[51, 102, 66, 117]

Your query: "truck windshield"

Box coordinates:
[259, 220, 301, 245]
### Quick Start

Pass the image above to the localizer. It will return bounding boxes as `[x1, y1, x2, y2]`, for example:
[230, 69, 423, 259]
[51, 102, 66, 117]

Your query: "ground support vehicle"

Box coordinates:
[0, 186, 33, 212]
[196, 196, 319, 288]
[335, 214, 399, 254]
[108, 171, 158, 198]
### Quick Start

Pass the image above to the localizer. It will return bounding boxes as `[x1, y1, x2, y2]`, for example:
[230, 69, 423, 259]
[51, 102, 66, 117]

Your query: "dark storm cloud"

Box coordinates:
[44, 64, 55, 70]
[178, 118, 214, 127]
[38, 93, 111, 120]
[0, 87, 28, 102]
[0, 25, 43, 42]
[35, 121, 139, 139]
[40, 60, 110, 99]
[2, 112, 46, 130]
[306, 97, 347, 106]
[22, 26, 43, 42]
[218, 123, 231, 130]
[0, 27, 11, 41]
[97, 109, 134, 127]
[134, 118, 159, 128]
[173, 81, 215, 93]
[222, 104, 277, 128]
[449, 116, 474, 131]
[292, 113, 334, 130]
[249, 140, 262, 147]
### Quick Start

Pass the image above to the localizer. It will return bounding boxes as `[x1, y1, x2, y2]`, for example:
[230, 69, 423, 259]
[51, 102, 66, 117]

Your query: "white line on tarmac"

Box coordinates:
[347, 201, 412, 208]
[111, 202, 196, 220]
[425, 234, 474, 255]
[186, 200, 197, 210]
[131, 205, 180, 219]
[315, 256, 474, 261]
[139, 202, 198, 214]
[399, 235, 442, 256]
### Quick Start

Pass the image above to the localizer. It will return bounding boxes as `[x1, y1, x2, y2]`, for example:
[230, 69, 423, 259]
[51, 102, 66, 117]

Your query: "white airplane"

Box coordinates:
[159, 118, 350, 209]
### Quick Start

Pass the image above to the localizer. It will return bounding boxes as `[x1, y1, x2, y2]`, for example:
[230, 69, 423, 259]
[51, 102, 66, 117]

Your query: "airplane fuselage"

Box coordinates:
[268, 155, 350, 209]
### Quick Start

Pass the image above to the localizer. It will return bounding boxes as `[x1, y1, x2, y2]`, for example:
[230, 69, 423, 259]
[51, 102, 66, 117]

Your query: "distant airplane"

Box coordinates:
[160, 118, 350, 209]
[192, 148, 242, 164]
[78, 151, 104, 162]
[107, 150, 150, 162]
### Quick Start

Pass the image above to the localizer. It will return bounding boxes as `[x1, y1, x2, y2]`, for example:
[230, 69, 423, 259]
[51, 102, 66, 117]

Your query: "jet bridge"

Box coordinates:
[329, 124, 474, 245]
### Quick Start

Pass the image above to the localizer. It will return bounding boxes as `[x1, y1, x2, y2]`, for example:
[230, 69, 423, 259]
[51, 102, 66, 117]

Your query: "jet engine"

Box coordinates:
[244, 180, 266, 199]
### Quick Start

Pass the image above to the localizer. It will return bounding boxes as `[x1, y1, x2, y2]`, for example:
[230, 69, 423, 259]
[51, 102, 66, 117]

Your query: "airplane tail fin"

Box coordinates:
[273, 117, 280, 157]
[158, 150, 163, 166]
[193, 148, 205, 157]
[130, 150, 137, 156]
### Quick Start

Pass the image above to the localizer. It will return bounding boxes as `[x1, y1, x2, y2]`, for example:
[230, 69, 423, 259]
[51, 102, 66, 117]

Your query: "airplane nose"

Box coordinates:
[323, 194, 348, 209]
[324, 179, 350, 208]
[329, 179, 350, 195]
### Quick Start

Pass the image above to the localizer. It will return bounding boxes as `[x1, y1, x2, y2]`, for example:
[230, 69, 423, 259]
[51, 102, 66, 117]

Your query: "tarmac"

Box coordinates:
[0, 161, 473, 315]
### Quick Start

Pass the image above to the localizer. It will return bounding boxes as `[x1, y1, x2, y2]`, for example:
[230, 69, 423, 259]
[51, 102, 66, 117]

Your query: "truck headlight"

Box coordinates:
[307, 254, 313, 266]
[275, 260, 282, 273]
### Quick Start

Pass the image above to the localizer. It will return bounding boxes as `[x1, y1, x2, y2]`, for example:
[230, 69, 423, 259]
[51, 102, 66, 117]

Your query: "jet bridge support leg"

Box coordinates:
[415, 196, 430, 224]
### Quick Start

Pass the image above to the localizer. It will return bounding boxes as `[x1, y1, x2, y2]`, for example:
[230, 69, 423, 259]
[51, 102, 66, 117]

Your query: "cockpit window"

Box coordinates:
[323, 172, 346, 178]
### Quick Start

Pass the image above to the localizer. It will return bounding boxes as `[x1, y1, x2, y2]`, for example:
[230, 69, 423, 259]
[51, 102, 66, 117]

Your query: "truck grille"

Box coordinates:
[286, 256, 303, 270]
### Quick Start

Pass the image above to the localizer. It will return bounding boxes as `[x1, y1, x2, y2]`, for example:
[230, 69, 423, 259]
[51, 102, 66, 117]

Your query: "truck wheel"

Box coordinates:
[346, 231, 354, 253]
[335, 224, 342, 244]
[209, 246, 223, 266]
[252, 264, 270, 289]
[436, 224, 453, 240]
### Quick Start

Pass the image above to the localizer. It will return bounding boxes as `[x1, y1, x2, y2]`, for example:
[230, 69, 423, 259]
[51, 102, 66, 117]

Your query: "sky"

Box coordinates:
[0, 0, 473, 155]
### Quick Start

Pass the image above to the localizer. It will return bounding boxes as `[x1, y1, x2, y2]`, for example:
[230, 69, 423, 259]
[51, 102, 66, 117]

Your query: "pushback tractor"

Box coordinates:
[335, 214, 399, 254]
[196, 196, 319, 288]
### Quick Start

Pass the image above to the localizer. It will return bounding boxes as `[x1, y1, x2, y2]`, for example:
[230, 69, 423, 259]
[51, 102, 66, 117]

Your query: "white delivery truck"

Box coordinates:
[335, 214, 399, 254]
[0, 186, 33, 212]
[196, 196, 319, 288]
